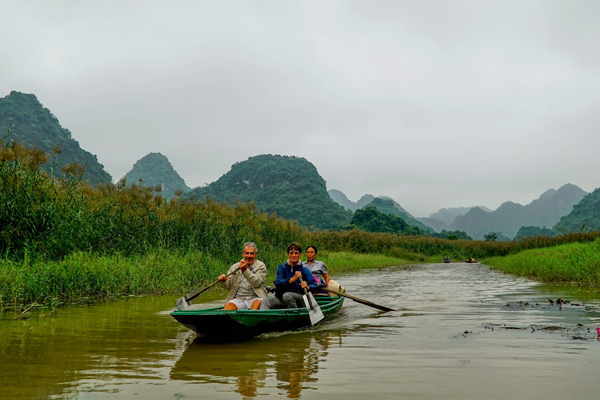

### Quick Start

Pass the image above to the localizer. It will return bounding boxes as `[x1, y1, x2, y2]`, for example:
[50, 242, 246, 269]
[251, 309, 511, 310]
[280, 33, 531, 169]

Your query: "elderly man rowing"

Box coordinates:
[218, 242, 268, 310]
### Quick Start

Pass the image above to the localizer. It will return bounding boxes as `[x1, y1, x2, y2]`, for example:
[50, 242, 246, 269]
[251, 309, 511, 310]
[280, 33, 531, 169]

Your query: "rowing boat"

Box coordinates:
[171, 295, 344, 339]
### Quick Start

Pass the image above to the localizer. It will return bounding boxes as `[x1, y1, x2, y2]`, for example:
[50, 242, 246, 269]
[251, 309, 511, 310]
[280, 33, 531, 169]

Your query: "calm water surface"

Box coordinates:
[1, 262, 600, 399]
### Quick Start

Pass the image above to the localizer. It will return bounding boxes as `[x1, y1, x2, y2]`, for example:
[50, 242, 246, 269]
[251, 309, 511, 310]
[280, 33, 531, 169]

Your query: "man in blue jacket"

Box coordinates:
[260, 242, 318, 309]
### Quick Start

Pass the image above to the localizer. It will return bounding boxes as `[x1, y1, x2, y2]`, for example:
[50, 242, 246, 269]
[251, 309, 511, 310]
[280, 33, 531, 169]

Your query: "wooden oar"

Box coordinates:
[299, 278, 324, 325]
[320, 287, 395, 312]
[175, 268, 238, 311]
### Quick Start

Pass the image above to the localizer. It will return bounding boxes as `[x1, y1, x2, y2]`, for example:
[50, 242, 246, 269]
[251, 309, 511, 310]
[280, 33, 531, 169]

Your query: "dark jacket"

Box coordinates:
[273, 262, 318, 299]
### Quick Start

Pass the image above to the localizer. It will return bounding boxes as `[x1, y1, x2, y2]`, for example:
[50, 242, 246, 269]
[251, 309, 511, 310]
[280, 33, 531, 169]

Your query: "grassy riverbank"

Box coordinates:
[0, 250, 408, 312]
[484, 238, 600, 286]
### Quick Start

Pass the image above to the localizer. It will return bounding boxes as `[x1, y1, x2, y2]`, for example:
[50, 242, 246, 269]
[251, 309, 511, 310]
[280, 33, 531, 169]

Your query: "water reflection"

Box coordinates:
[171, 330, 343, 398]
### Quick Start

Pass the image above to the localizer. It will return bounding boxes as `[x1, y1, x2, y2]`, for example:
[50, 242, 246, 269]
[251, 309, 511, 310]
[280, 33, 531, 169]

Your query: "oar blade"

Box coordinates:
[175, 296, 190, 311]
[303, 293, 324, 325]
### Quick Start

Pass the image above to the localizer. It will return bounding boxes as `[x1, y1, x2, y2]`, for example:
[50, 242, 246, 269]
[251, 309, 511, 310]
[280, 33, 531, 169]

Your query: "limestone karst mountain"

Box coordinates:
[123, 152, 190, 199]
[0, 91, 112, 185]
[186, 154, 352, 230]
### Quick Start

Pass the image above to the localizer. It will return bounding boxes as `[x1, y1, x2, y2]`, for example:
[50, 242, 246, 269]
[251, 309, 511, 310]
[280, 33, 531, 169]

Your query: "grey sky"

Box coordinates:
[2, 1, 599, 217]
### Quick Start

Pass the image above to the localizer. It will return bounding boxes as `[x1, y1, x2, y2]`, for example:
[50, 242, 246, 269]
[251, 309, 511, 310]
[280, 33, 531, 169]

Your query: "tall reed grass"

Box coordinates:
[484, 238, 600, 286]
[0, 139, 307, 262]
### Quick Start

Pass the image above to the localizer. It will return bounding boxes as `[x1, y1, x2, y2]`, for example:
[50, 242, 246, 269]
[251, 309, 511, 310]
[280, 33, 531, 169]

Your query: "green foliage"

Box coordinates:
[555, 187, 600, 233]
[346, 206, 426, 235]
[431, 229, 472, 240]
[485, 238, 600, 286]
[185, 154, 353, 230]
[514, 225, 559, 240]
[123, 152, 190, 199]
[308, 228, 600, 260]
[365, 197, 433, 233]
[0, 91, 112, 185]
[484, 232, 498, 241]
[0, 140, 306, 262]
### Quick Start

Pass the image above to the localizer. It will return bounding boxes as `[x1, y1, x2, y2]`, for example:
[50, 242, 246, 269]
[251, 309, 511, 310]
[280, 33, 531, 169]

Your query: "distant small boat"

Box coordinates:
[466, 259, 479, 263]
[171, 296, 344, 339]
[443, 258, 451, 263]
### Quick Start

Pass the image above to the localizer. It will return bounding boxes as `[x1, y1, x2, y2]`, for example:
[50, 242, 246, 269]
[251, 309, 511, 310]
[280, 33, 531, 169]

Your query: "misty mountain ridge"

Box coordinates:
[185, 155, 352, 230]
[0, 91, 112, 185]
[328, 189, 431, 232]
[428, 206, 492, 226]
[123, 152, 190, 199]
[449, 183, 587, 240]
[328, 189, 375, 212]
[363, 197, 433, 233]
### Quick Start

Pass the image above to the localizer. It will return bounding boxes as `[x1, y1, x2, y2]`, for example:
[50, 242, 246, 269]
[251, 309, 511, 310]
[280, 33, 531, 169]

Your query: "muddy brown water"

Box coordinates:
[1, 262, 600, 399]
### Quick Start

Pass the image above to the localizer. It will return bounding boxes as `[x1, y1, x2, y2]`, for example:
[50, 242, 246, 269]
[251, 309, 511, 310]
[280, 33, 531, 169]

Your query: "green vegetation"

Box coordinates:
[555, 187, 600, 233]
[1, 140, 305, 261]
[484, 232, 498, 241]
[185, 154, 353, 230]
[345, 206, 426, 235]
[514, 226, 559, 240]
[0, 250, 408, 312]
[364, 197, 433, 233]
[485, 238, 600, 286]
[431, 229, 471, 240]
[317, 251, 411, 272]
[0, 91, 112, 185]
[123, 152, 190, 200]
[307, 229, 600, 261]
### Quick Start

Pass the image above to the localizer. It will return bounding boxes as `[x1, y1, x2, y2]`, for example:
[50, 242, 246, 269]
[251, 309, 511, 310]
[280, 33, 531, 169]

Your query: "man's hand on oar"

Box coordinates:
[175, 268, 239, 311]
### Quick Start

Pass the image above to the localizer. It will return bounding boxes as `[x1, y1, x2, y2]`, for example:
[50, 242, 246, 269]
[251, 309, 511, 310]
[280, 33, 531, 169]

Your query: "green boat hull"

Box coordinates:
[171, 296, 344, 338]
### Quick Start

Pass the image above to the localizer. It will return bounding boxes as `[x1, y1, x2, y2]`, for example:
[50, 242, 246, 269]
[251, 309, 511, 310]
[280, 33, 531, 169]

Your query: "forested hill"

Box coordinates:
[123, 152, 190, 199]
[364, 197, 433, 233]
[555, 187, 600, 232]
[184, 154, 353, 229]
[0, 91, 112, 185]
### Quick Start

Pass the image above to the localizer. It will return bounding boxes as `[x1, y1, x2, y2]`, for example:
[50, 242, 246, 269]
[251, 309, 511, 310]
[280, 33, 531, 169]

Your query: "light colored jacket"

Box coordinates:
[219, 260, 268, 303]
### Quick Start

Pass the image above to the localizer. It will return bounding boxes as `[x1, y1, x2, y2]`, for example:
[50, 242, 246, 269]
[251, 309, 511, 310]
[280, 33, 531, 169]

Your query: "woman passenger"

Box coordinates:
[303, 246, 329, 289]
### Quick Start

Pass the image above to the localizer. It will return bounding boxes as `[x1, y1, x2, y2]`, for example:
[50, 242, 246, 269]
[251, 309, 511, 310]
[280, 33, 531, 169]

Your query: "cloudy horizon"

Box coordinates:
[2, 1, 599, 217]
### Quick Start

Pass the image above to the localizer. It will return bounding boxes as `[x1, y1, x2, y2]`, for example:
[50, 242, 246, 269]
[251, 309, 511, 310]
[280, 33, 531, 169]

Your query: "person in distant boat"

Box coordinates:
[218, 242, 268, 310]
[260, 242, 318, 309]
[303, 246, 329, 288]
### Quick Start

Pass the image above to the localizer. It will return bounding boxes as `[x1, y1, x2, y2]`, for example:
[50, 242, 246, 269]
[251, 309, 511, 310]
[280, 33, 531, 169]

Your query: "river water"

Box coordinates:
[1, 262, 600, 399]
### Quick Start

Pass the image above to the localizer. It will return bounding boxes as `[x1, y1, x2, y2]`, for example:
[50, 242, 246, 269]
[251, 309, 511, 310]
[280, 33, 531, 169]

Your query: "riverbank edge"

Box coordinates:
[0, 250, 411, 313]
[483, 237, 600, 288]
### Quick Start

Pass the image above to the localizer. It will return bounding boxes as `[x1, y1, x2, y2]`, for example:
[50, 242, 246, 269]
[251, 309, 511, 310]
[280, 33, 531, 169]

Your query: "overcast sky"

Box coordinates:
[2, 1, 599, 217]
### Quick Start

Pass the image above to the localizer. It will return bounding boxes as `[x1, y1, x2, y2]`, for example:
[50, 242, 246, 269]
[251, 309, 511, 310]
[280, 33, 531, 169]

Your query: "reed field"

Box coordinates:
[3, 136, 600, 312]
[306, 229, 600, 260]
[484, 238, 600, 286]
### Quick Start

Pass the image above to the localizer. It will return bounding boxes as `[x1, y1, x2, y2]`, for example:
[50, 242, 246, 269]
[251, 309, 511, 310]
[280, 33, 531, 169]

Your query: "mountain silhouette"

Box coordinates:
[0, 91, 112, 185]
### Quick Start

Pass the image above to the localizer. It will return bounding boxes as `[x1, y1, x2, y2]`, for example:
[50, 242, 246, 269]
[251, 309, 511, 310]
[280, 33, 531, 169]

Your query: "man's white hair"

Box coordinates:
[243, 242, 258, 253]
